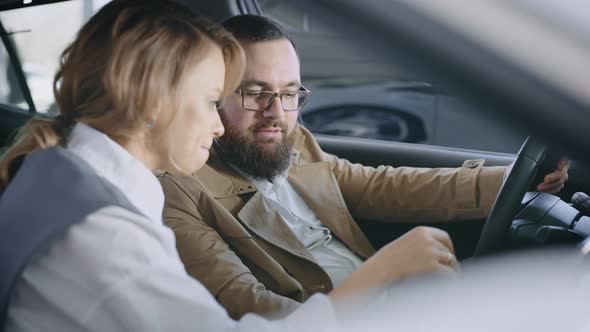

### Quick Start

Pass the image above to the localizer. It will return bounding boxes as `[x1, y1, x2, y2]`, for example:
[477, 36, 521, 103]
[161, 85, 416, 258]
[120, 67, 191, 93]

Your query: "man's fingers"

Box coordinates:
[557, 157, 570, 170]
[426, 227, 455, 254]
[435, 250, 460, 271]
[544, 169, 566, 184]
[537, 182, 564, 194]
[448, 255, 460, 272]
[435, 262, 459, 275]
[432, 240, 451, 257]
[541, 157, 569, 186]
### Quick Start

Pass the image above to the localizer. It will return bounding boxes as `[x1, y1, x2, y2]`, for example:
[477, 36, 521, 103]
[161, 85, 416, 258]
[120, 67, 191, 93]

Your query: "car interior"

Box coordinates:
[1, 0, 589, 262]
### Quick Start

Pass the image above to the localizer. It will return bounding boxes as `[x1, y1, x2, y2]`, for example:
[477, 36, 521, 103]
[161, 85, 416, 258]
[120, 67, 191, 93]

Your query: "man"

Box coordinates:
[157, 15, 569, 320]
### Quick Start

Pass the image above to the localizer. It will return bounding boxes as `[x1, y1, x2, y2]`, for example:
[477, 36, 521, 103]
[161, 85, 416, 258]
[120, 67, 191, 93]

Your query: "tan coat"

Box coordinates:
[157, 125, 506, 319]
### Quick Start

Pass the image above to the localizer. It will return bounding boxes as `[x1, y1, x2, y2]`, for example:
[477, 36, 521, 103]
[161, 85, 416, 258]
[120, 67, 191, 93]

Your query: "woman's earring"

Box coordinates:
[146, 122, 154, 129]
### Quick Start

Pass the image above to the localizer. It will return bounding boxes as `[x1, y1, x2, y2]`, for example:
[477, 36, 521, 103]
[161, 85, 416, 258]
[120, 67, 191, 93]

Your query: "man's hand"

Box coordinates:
[537, 157, 570, 194]
[329, 227, 458, 303]
[371, 226, 459, 279]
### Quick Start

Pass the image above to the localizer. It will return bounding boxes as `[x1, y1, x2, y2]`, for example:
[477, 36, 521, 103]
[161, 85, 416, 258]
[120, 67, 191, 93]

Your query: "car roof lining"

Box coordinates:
[0, 0, 71, 11]
[0, 0, 246, 18]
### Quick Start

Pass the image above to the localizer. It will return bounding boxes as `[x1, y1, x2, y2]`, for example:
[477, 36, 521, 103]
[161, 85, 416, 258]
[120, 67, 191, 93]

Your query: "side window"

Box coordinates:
[0, 32, 26, 110]
[258, 0, 524, 153]
[303, 105, 427, 143]
[0, 0, 111, 114]
[258, 0, 432, 145]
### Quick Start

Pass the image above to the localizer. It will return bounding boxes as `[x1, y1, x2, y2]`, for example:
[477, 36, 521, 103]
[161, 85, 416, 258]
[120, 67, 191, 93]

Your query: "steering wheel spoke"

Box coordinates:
[474, 137, 546, 256]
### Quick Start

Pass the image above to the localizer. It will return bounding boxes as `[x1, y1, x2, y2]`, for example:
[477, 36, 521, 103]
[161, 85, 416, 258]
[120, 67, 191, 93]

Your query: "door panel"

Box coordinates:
[314, 134, 513, 259]
[315, 134, 515, 168]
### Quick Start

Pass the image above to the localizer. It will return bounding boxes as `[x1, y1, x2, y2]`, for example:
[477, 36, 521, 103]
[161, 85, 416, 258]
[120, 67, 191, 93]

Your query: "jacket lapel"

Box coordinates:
[237, 192, 317, 263]
[288, 162, 376, 259]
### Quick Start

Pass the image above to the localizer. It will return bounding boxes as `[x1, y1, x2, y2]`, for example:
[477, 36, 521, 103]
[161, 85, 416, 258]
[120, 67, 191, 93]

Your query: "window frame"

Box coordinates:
[0, 18, 36, 113]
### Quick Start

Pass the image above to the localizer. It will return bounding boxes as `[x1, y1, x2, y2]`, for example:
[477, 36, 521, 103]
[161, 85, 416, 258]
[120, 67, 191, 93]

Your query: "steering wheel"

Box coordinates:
[473, 137, 546, 256]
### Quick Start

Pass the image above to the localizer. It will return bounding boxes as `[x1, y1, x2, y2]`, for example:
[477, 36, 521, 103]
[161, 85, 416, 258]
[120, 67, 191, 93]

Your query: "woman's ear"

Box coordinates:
[144, 105, 162, 130]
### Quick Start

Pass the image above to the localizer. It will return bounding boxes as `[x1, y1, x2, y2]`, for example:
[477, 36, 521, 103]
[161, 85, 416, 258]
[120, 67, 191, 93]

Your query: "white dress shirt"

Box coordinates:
[6, 123, 337, 332]
[240, 170, 364, 288]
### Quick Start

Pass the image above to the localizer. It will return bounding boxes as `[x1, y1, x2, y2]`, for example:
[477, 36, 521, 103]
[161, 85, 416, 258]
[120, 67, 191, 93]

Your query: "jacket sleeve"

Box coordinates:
[325, 153, 507, 222]
[158, 173, 300, 320]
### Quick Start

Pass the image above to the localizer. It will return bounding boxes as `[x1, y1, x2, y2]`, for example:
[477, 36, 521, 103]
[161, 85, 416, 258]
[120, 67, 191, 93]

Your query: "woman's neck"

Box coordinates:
[115, 134, 159, 172]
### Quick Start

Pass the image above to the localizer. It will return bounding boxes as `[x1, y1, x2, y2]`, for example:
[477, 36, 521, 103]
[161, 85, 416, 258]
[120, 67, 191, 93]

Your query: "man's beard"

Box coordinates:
[216, 115, 296, 182]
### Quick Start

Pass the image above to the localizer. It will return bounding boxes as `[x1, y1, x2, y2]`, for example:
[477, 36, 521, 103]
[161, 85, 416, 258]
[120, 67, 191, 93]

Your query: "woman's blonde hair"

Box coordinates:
[0, 0, 245, 191]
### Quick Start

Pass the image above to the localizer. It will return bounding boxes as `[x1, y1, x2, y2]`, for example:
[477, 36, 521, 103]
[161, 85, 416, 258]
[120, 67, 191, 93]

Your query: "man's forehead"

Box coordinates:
[239, 39, 301, 88]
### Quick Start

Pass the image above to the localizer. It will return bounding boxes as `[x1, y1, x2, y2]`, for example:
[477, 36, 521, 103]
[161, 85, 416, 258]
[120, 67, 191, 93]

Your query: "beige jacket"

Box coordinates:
[157, 125, 505, 319]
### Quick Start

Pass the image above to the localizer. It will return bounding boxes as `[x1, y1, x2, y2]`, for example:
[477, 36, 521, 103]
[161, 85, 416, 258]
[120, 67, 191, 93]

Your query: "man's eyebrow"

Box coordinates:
[240, 80, 302, 89]
[284, 81, 301, 88]
[240, 80, 267, 87]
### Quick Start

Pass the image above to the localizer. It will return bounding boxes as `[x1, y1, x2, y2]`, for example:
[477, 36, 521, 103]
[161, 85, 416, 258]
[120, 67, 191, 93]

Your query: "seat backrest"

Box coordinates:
[0, 109, 32, 151]
[0, 147, 140, 330]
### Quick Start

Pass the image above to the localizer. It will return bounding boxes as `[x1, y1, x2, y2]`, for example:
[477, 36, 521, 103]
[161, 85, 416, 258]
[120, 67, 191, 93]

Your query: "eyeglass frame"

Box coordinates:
[234, 86, 311, 112]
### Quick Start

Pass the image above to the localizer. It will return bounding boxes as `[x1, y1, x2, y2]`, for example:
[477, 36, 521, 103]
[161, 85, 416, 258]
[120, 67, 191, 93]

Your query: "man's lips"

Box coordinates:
[254, 128, 283, 138]
[255, 128, 282, 133]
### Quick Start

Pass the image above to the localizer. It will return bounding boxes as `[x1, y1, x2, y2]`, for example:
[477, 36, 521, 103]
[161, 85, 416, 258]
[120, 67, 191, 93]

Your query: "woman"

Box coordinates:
[0, 1, 455, 331]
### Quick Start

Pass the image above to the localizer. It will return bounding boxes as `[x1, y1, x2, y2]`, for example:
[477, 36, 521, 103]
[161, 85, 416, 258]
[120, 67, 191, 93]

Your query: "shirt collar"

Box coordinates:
[66, 123, 164, 223]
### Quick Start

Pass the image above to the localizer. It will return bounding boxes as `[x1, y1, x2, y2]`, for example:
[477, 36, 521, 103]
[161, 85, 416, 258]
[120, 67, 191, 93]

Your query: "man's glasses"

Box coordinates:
[236, 86, 310, 112]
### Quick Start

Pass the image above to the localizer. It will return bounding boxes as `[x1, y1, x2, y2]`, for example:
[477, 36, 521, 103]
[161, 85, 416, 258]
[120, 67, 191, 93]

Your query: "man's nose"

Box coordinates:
[262, 95, 285, 118]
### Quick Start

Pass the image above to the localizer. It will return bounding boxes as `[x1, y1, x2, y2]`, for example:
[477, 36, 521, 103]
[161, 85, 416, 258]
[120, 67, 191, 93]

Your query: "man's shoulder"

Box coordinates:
[294, 125, 327, 164]
[154, 168, 208, 197]
[155, 159, 249, 199]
